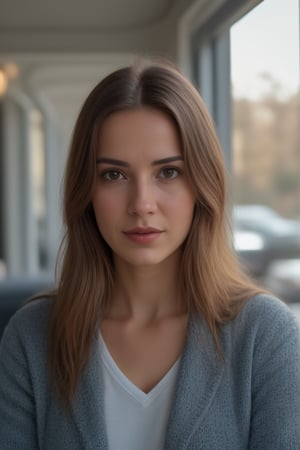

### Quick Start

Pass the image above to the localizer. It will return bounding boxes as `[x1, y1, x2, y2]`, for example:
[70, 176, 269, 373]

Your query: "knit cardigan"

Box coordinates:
[0, 294, 300, 449]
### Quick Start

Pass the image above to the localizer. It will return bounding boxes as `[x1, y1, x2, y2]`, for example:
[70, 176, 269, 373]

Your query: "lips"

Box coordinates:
[123, 227, 163, 243]
[124, 227, 162, 235]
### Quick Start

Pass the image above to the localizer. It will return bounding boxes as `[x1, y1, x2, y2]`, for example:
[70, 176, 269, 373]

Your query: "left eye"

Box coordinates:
[159, 167, 180, 179]
[102, 170, 125, 181]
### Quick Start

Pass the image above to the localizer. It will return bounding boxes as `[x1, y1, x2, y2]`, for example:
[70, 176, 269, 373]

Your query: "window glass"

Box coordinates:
[230, 0, 300, 303]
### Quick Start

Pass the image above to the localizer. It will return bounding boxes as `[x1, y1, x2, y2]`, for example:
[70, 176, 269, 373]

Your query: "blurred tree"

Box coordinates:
[232, 74, 300, 218]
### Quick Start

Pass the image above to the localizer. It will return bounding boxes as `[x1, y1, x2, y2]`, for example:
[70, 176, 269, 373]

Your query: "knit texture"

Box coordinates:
[0, 294, 300, 449]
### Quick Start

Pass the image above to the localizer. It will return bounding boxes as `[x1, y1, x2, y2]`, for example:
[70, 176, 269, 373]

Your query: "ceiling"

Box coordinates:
[0, 0, 201, 53]
[0, 0, 228, 161]
[1, 0, 174, 31]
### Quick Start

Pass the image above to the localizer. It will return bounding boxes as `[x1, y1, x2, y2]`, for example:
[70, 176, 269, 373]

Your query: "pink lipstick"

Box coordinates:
[123, 227, 163, 244]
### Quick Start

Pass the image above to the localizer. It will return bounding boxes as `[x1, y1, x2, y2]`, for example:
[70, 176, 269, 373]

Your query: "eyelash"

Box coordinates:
[99, 166, 182, 182]
[159, 167, 181, 179]
[100, 169, 126, 182]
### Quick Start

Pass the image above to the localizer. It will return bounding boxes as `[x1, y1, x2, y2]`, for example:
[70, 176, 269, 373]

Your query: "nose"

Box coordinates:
[127, 178, 157, 216]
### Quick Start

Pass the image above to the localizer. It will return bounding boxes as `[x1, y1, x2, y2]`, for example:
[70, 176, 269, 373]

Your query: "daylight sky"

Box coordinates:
[230, 0, 299, 99]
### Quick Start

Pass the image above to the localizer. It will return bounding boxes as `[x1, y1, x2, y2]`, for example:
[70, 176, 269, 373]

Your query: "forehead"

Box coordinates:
[97, 107, 182, 159]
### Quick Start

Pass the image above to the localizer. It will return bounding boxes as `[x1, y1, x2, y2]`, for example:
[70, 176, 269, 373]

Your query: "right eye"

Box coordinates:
[101, 169, 126, 182]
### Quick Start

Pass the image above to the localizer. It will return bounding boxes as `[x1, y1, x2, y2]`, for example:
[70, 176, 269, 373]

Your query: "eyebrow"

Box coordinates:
[96, 156, 184, 166]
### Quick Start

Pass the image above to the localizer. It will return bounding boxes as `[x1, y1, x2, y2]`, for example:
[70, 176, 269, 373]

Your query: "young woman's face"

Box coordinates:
[92, 107, 195, 269]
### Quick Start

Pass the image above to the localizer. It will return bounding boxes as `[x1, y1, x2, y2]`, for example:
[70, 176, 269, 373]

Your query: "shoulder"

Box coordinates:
[1, 297, 54, 350]
[10, 296, 53, 329]
[223, 294, 300, 366]
[233, 293, 299, 336]
[241, 292, 294, 317]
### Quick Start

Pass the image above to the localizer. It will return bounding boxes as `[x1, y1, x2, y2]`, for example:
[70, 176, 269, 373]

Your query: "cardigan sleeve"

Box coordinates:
[249, 301, 300, 449]
[0, 317, 39, 449]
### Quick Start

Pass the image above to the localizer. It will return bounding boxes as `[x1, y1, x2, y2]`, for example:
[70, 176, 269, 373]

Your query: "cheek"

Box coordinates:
[168, 189, 195, 217]
[92, 192, 121, 224]
[180, 192, 195, 229]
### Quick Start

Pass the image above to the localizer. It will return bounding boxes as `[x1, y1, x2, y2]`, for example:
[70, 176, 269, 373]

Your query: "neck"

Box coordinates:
[106, 255, 185, 323]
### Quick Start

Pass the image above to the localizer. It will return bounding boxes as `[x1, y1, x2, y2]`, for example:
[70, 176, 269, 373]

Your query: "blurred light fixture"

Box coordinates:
[0, 68, 8, 96]
[5, 62, 19, 80]
[0, 63, 19, 97]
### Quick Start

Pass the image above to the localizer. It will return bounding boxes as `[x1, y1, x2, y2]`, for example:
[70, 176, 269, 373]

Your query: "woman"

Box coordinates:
[0, 61, 300, 449]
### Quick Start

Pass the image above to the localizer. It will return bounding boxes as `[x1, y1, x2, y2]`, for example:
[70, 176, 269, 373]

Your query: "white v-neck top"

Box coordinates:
[99, 334, 180, 450]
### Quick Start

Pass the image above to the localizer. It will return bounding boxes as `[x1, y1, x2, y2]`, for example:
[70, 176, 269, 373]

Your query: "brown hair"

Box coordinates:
[48, 60, 260, 406]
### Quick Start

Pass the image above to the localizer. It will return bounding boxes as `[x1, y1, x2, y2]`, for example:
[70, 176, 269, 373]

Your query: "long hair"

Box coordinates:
[49, 60, 260, 407]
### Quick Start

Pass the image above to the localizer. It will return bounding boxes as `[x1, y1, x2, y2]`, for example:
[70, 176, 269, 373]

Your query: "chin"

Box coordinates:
[121, 256, 165, 267]
[115, 248, 180, 269]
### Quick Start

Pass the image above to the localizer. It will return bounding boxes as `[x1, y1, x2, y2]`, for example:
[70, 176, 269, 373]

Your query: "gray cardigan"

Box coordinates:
[0, 294, 300, 449]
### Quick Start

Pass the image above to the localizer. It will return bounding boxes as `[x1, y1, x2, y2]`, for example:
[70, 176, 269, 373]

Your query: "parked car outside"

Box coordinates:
[233, 205, 300, 278]
[263, 259, 300, 303]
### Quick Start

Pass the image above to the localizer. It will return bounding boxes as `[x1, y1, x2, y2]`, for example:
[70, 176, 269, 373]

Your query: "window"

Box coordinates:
[230, 0, 300, 302]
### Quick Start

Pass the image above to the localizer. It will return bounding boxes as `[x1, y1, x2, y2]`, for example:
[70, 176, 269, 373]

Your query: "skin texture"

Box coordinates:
[92, 107, 195, 392]
[93, 107, 195, 271]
